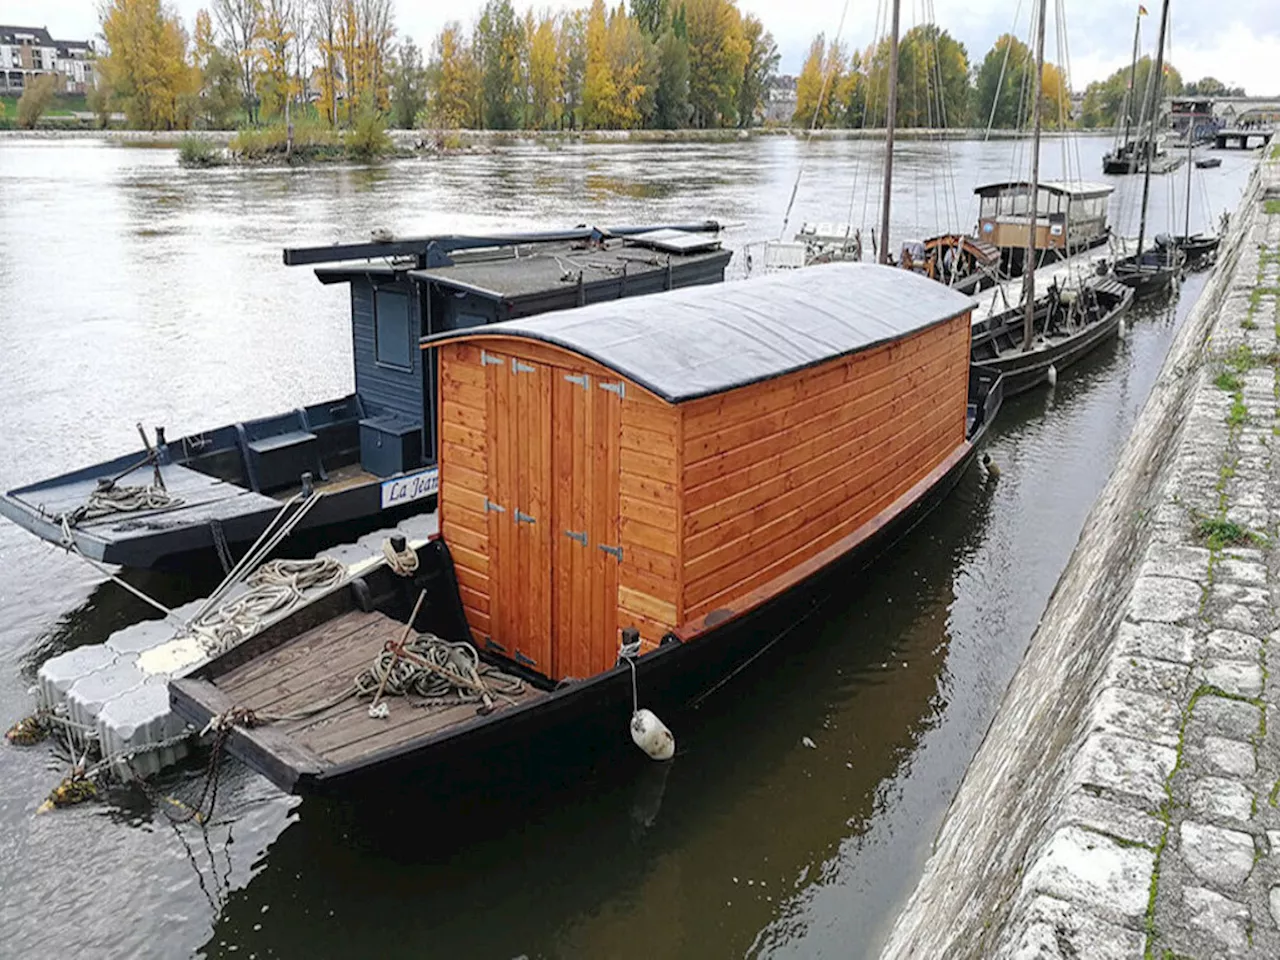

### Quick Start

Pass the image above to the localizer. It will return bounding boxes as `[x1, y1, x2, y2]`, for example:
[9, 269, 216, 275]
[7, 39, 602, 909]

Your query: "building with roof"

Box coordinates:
[1, 25, 95, 96]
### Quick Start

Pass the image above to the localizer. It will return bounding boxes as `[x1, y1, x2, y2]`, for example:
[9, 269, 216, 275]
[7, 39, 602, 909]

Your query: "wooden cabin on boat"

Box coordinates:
[170, 263, 999, 794]
[424, 263, 977, 681]
[974, 180, 1114, 270]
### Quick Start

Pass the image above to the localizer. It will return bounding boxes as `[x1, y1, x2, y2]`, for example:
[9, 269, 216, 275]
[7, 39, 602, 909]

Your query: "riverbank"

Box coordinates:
[881, 153, 1280, 958]
[0, 126, 1090, 148]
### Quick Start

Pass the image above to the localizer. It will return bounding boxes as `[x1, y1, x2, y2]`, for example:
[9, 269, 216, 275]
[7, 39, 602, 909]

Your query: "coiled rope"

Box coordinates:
[191, 557, 347, 657]
[260, 633, 524, 723]
[382, 539, 419, 576]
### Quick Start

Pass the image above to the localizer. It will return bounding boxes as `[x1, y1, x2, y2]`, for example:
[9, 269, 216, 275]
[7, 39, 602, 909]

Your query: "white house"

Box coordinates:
[1, 25, 95, 96]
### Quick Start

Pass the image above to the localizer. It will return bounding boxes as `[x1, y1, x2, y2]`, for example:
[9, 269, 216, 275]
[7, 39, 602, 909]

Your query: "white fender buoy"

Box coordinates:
[1118, 317, 1127, 339]
[1046, 364, 1058, 387]
[631, 708, 675, 761]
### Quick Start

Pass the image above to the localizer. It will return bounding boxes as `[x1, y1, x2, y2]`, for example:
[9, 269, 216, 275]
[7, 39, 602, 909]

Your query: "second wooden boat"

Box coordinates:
[170, 263, 1004, 793]
[970, 277, 1134, 396]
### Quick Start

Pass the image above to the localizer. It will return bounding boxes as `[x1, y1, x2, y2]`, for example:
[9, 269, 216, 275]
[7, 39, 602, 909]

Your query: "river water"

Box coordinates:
[0, 134, 1255, 959]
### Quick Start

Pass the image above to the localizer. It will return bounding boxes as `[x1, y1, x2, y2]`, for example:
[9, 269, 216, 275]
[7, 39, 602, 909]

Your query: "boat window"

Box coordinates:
[374, 288, 414, 370]
[980, 196, 998, 219]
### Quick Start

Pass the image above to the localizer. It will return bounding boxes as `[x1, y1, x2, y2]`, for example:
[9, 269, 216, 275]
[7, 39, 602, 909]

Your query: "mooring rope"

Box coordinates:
[381, 538, 420, 577]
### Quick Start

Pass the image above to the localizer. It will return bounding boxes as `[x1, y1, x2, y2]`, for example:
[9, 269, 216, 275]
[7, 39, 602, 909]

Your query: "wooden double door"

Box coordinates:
[483, 351, 624, 681]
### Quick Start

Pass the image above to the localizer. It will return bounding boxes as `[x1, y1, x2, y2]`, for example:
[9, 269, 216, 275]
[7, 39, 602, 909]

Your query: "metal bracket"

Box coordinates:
[480, 350, 504, 366]
[564, 529, 587, 545]
[485, 498, 506, 513]
[599, 544, 623, 561]
[515, 510, 536, 524]
[599, 380, 626, 398]
[512, 359, 536, 374]
[564, 373, 590, 389]
[515, 650, 537, 667]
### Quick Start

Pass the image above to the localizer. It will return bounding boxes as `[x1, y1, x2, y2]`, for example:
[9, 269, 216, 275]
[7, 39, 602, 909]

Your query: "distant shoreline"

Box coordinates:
[0, 127, 1106, 148]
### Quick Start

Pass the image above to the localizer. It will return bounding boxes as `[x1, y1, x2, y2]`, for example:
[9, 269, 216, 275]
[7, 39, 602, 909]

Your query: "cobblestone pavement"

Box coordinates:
[997, 172, 1280, 958]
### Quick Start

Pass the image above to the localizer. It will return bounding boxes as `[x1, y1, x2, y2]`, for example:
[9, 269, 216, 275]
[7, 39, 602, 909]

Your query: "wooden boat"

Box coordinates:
[0, 225, 731, 568]
[970, 277, 1134, 396]
[1114, 245, 1184, 298]
[918, 234, 1001, 293]
[1195, 156, 1222, 169]
[1162, 232, 1220, 267]
[1102, 139, 1184, 175]
[974, 180, 1115, 274]
[170, 263, 1005, 793]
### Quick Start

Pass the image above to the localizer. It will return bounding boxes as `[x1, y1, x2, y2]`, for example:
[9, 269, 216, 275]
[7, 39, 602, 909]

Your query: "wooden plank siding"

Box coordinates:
[437, 344, 492, 643]
[676, 314, 971, 623]
[435, 336, 682, 682]
[434, 308, 969, 679]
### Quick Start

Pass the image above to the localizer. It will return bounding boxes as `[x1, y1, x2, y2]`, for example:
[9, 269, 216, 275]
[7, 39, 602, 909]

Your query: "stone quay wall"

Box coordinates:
[881, 154, 1280, 959]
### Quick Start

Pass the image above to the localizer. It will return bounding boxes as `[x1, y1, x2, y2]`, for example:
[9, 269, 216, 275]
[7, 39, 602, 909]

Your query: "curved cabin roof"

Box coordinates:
[974, 180, 1114, 199]
[420, 263, 975, 404]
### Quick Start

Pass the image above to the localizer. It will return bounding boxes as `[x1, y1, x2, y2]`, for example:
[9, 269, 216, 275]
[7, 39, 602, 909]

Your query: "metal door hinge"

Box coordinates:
[599, 544, 623, 561]
[564, 373, 589, 389]
[564, 529, 587, 545]
[480, 350, 504, 366]
[512, 359, 536, 374]
[485, 498, 506, 513]
[599, 380, 626, 398]
[515, 510, 536, 524]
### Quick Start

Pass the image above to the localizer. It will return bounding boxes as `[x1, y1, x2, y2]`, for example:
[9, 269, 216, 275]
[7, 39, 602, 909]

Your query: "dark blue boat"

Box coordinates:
[0, 224, 731, 568]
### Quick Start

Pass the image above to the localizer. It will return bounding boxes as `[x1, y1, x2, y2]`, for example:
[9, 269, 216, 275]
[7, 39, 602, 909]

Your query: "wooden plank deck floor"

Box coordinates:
[214, 609, 543, 769]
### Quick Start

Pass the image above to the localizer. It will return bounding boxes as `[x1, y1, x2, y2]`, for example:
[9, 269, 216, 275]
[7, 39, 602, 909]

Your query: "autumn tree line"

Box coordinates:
[793, 28, 1224, 131]
[64, 0, 1239, 132]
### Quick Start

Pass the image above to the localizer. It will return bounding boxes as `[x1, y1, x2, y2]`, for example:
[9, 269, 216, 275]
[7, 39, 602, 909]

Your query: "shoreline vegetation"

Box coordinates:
[58, 1, 1242, 169]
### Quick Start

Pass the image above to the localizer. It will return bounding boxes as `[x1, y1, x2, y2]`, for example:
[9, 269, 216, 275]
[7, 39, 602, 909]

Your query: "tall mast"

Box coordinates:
[878, 0, 901, 265]
[1119, 9, 1142, 152]
[1022, 0, 1047, 351]
[1136, 0, 1170, 257]
[1183, 105, 1195, 239]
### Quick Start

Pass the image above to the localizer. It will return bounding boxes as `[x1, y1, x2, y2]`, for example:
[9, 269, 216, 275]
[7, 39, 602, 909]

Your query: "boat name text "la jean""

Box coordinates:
[380, 469, 439, 509]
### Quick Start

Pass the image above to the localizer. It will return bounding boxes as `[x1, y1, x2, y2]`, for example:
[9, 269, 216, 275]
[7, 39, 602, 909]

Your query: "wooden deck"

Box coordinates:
[213, 609, 543, 768]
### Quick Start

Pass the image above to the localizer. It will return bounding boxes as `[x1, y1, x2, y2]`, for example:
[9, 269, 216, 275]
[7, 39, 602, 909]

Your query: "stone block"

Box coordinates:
[1140, 544, 1212, 582]
[1214, 558, 1268, 586]
[1203, 629, 1263, 661]
[1187, 776, 1256, 823]
[1055, 791, 1165, 849]
[1019, 826, 1154, 921]
[1101, 656, 1188, 699]
[1197, 659, 1264, 699]
[1183, 885, 1251, 954]
[1179, 822, 1256, 890]
[1069, 733, 1177, 805]
[1127, 577, 1203, 624]
[1088, 687, 1181, 748]
[1114, 621, 1196, 665]
[1196, 735, 1257, 778]
[1003, 894, 1146, 960]
[1192, 696, 1263, 740]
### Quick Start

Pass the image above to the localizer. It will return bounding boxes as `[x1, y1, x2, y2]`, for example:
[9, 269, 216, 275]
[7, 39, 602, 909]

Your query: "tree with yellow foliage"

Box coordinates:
[793, 33, 844, 128]
[527, 13, 563, 130]
[192, 8, 217, 71]
[606, 3, 655, 128]
[255, 0, 295, 119]
[581, 0, 618, 128]
[99, 0, 201, 130]
[427, 22, 481, 128]
[1039, 62, 1070, 128]
[684, 0, 748, 127]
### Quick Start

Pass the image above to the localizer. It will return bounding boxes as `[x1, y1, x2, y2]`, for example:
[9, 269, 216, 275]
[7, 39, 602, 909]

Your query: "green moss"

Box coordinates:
[1227, 396, 1249, 427]
[1215, 371, 1243, 392]
[1266, 199, 1280, 216]
[1198, 516, 1265, 550]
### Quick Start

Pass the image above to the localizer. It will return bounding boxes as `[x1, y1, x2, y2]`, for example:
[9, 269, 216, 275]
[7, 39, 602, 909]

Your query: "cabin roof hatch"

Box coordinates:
[421, 263, 976, 404]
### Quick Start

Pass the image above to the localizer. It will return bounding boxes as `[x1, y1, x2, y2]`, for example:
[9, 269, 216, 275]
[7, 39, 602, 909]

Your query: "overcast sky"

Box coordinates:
[10, 0, 1280, 95]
